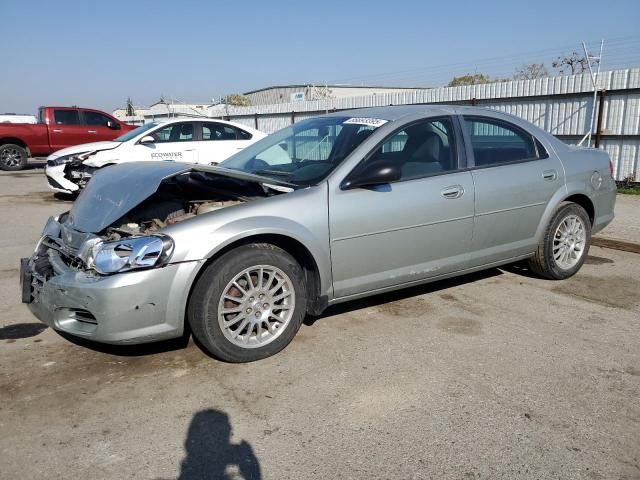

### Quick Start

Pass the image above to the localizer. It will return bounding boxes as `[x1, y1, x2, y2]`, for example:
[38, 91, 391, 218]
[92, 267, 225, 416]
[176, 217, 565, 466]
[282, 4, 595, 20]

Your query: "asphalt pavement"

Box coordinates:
[0, 167, 638, 480]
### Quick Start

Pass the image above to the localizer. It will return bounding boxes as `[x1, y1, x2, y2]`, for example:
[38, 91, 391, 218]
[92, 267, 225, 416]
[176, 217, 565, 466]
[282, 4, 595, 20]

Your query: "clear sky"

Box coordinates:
[2, 0, 639, 114]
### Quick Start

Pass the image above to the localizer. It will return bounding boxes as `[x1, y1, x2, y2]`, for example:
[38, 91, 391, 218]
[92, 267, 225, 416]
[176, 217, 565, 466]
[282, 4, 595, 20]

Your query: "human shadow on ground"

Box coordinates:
[178, 409, 261, 480]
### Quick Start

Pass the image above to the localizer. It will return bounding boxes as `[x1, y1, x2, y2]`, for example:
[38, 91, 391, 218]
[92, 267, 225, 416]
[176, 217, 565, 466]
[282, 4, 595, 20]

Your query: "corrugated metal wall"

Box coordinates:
[210, 68, 640, 180]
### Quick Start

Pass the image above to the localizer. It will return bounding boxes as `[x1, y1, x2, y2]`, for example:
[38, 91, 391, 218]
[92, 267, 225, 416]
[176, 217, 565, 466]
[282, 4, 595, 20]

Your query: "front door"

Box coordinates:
[329, 117, 475, 299]
[82, 110, 120, 142]
[134, 121, 199, 163]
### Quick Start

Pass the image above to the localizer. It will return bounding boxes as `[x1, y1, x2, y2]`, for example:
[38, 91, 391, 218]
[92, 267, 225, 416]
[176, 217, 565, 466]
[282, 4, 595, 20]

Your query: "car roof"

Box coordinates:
[330, 104, 457, 121]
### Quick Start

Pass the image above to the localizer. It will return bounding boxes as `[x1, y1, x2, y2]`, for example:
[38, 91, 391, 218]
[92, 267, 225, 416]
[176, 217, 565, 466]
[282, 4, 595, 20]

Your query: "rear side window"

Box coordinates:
[83, 111, 112, 126]
[54, 110, 80, 125]
[202, 123, 251, 141]
[464, 117, 536, 167]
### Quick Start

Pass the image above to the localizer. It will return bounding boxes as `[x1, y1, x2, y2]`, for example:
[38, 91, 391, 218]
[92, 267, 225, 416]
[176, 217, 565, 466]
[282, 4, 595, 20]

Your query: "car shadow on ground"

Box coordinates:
[305, 267, 503, 325]
[53, 268, 505, 358]
[55, 329, 192, 357]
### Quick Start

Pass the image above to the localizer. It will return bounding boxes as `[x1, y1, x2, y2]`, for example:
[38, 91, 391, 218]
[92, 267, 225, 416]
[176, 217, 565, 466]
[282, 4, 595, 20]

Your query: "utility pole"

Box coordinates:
[578, 39, 604, 147]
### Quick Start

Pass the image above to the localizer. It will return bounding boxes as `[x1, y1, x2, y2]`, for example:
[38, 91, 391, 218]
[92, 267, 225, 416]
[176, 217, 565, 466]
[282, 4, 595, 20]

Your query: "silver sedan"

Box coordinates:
[21, 105, 616, 362]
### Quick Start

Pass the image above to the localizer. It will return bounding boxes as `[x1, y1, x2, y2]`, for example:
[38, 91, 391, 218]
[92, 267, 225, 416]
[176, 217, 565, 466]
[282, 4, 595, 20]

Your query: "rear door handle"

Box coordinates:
[543, 169, 557, 181]
[52, 129, 63, 133]
[87, 130, 97, 134]
[441, 185, 464, 199]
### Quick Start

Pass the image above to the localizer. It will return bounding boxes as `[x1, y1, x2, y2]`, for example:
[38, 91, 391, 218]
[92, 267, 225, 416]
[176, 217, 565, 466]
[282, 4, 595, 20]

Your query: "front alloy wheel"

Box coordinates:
[188, 244, 307, 362]
[218, 265, 295, 348]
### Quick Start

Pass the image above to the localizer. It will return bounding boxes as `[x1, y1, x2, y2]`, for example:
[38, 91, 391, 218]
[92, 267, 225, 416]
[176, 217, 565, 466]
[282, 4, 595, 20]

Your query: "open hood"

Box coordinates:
[48, 141, 121, 159]
[66, 162, 297, 233]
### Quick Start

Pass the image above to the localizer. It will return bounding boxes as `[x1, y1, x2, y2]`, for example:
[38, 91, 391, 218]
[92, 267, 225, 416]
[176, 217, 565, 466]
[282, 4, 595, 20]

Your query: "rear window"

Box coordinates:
[54, 110, 80, 125]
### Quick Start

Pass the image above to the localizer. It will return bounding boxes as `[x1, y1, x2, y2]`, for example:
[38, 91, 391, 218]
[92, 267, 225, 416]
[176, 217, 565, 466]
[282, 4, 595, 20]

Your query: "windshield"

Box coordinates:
[219, 116, 387, 186]
[113, 122, 158, 142]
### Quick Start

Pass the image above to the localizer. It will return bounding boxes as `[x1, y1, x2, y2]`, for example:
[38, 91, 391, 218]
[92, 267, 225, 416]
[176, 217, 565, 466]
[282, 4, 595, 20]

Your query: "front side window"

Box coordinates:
[152, 122, 194, 143]
[220, 116, 388, 186]
[202, 123, 249, 141]
[362, 117, 458, 181]
[464, 117, 536, 167]
[84, 111, 112, 126]
[53, 110, 80, 125]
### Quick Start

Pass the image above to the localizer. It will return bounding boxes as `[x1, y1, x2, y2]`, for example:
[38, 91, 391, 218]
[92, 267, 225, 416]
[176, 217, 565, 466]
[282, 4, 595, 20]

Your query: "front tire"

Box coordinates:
[188, 244, 307, 362]
[0, 144, 28, 171]
[528, 202, 591, 279]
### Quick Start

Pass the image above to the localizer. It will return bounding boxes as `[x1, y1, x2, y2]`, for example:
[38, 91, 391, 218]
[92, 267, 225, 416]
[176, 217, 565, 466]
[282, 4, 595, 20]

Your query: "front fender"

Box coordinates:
[169, 215, 333, 298]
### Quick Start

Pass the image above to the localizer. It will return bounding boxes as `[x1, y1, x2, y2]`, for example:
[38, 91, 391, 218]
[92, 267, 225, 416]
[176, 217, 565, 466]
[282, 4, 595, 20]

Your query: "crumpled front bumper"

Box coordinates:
[21, 239, 204, 345]
[44, 163, 79, 193]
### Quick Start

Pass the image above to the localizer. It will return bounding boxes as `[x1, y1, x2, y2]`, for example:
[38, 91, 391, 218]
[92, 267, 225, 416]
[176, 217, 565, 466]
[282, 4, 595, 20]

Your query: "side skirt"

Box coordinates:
[327, 253, 534, 306]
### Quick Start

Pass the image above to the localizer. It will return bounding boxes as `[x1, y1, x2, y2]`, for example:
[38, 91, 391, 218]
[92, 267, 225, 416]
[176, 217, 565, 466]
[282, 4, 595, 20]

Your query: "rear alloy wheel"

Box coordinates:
[188, 244, 307, 362]
[528, 202, 591, 279]
[0, 144, 28, 171]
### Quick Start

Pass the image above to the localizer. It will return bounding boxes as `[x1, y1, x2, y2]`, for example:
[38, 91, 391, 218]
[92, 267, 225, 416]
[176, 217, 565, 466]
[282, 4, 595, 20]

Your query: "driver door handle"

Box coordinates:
[441, 185, 464, 199]
[87, 130, 97, 134]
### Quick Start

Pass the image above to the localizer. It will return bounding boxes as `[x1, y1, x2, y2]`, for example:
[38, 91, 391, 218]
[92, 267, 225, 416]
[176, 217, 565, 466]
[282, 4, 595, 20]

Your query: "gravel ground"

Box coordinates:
[0, 167, 638, 480]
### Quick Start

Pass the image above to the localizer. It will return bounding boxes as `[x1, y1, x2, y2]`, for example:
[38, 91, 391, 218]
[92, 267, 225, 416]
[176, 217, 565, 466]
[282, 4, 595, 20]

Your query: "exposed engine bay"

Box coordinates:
[100, 170, 284, 240]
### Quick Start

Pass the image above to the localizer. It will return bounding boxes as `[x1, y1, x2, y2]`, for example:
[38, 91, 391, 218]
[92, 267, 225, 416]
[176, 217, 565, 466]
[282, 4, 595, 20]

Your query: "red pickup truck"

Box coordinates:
[0, 106, 135, 171]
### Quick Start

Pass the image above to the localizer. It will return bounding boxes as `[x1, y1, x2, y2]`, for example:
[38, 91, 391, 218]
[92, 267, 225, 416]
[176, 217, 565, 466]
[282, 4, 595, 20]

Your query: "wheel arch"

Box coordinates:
[0, 137, 29, 150]
[563, 193, 594, 225]
[186, 232, 328, 318]
[535, 183, 597, 241]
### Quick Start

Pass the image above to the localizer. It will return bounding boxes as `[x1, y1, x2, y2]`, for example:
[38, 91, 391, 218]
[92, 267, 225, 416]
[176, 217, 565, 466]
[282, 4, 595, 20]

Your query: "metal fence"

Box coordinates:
[210, 68, 640, 181]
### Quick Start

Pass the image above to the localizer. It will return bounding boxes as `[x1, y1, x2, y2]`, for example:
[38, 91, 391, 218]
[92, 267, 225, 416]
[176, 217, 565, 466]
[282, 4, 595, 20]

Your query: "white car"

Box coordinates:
[45, 117, 265, 194]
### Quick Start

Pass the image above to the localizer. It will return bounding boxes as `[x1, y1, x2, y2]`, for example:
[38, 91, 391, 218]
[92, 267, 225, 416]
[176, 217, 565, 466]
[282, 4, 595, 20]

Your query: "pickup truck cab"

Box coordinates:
[0, 106, 135, 171]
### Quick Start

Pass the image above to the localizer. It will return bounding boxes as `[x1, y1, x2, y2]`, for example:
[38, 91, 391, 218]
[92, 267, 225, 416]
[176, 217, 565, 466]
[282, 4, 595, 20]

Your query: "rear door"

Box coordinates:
[193, 122, 255, 164]
[463, 115, 565, 265]
[49, 109, 88, 150]
[329, 116, 475, 298]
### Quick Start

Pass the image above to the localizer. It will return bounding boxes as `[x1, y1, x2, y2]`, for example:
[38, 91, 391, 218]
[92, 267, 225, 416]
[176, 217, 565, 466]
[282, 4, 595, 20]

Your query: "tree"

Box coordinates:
[513, 63, 549, 80]
[125, 97, 135, 116]
[223, 94, 251, 107]
[447, 73, 492, 87]
[552, 52, 598, 75]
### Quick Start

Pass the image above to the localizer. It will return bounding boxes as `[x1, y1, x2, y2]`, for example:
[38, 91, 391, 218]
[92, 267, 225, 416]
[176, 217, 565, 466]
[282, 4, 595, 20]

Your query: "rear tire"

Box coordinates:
[188, 244, 307, 362]
[0, 144, 28, 171]
[528, 202, 591, 280]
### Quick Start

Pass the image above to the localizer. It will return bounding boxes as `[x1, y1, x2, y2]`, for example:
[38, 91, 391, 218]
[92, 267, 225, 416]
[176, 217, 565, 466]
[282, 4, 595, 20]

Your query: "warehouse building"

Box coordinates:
[242, 84, 425, 105]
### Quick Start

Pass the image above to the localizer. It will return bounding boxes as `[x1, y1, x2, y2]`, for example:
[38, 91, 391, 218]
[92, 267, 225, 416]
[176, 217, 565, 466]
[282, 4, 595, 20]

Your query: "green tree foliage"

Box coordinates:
[447, 74, 492, 87]
[223, 94, 251, 107]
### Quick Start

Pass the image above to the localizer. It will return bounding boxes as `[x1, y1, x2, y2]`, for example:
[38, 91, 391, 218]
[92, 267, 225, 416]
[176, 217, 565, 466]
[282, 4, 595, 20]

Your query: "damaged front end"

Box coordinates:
[21, 161, 297, 343]
[63, 158, 98, 190]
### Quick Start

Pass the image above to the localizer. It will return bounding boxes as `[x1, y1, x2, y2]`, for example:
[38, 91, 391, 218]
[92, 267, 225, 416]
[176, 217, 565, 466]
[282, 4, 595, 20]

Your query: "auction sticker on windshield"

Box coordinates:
[343, 117, 388, 127]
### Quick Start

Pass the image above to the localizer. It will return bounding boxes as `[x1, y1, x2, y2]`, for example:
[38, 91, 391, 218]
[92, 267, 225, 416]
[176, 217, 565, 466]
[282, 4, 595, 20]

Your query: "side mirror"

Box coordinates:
[139, 135, 155, 144]
[107, 120, 121, 130]
[341, 159, 401, 190]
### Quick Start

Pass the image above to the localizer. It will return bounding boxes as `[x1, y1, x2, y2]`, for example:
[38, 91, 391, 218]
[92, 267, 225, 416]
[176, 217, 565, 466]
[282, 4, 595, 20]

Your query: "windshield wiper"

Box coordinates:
[253, 169, 294, 177]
